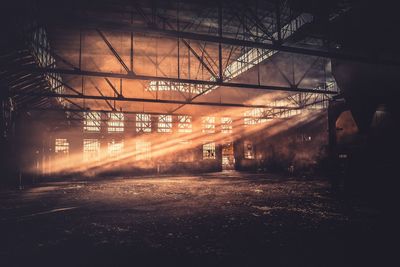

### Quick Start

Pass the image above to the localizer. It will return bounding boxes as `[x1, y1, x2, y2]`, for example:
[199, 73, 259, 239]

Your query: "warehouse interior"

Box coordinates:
[1, 0, 399, 266]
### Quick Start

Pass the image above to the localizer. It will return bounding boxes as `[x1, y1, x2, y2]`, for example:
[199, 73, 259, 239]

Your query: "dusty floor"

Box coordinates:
[0, 171, 389, 266]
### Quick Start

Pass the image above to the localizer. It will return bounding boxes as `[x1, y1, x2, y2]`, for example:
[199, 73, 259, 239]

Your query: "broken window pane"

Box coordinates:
[178, 115, 192, 133]
[83, 112, 101, 132]
[202, 116, 215, 133]
[55, 138, 69, 155]
[221, 117, 233, 133]
[108, 113, 124, 133]
[244, 108, 268, 126]
[203, 142, 216, 159]
[158, 115, 172, 133]
[136, 113, 152, 133]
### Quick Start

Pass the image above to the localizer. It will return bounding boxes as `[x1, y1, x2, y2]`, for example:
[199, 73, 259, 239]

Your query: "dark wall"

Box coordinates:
[234, 112, 328, 175]
[0, 87, 17, 187]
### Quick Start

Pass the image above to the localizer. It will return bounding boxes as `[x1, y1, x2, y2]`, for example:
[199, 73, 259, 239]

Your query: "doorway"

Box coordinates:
[222, 142, 235, 170]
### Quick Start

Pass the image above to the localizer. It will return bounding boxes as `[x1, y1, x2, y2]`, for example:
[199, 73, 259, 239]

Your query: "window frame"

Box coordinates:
[136, 113, 152, 133]
[178, 115, 192, 133]
[83, 112, 101, 132]
[202, 116, 215, 134]
[221, 117, 233, 133]
[203, 142, 216, 160]
[158, 115, 173, 133]
[83, 139, 101, 162]
[107, 112, 124, 133]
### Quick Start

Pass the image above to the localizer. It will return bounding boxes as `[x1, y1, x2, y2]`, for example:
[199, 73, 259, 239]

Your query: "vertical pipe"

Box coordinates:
[130, 10, 134, 72]
[79, 28, 82, 70]
[188, 40, 191, 96]
[291, 54, 295, 85]
[276, 0, 282, 44]
[82, 76, 85, 108]
[257, 49, 261, 85]
[130, 33, 134, 72]
[177, 1, 180, 79]
[120, 78, 122, 96]
[177, 39, 180, 79]
[218, 1, 223, 82]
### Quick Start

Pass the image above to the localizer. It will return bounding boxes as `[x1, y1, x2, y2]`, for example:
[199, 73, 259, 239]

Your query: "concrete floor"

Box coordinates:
[0, 171, 388, 266]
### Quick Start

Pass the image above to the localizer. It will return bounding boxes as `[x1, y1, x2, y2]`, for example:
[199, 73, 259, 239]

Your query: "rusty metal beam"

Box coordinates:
[23, 67, 337, 94]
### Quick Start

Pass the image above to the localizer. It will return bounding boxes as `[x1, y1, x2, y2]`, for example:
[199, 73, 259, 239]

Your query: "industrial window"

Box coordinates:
[203, 142, 216, 159]
[147, 81, 209, 94]
[224, 48, 276, 80]
[178, 115, 192, 133]
[108, 113, 124, 133]
[83, 112, 101, 132]
[55, 138, 69, 155]
[31, 27, 66, 106]
[158, 115, 172, 133]
[221, 117, 233, 133]
[108, 139, 124, 157]
[244, 108, 268, 126]
[83, 139, 100, 162]
[135, 141, 151, 160]
[202, 116, 215, 133]
[244, 141, 255, 159]
[136, 113, 151, 133]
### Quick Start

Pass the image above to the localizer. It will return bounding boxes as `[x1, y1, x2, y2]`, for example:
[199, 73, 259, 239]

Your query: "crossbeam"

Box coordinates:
[12, 91, 306, 109]
[23, 67, 337, 94]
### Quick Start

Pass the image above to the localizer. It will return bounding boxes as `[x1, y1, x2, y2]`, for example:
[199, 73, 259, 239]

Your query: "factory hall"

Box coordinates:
[1, 1, 399, 266]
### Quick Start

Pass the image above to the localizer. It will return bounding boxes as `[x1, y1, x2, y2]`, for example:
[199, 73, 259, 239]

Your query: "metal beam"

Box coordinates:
[181, 39, 218, 79]
[12, 91, 304, 109]
[28, 107, 189, 117]
[24, 67, 337, 94]
[92, 83, 116, 111]
[104, 78, 123, 97]
[47, 74, 83, 95]
[96, 29, 132, 74]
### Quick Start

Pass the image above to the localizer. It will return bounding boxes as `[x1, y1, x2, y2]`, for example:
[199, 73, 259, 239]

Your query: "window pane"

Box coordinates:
[244, 108, 268, 126]
[202, 117, 215, 133]
[108, 113, 124, 133]
[221, 117, 232, 133]
[136, 114, 152, 132]
[83, 112, 101, 132]
[55, 138, 69, 155]
[203, 142, 216, 159]
[158, 115, 172, 133]
[83, 139, 100, 161]
[178, 115, 192, 133]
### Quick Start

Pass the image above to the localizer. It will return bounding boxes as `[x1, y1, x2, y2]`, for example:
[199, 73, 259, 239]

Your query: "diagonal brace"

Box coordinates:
[96, 29, 133, 74]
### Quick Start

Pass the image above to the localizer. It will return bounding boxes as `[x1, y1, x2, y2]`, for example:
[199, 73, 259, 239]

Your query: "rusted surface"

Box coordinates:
[0, 172, 384, 266]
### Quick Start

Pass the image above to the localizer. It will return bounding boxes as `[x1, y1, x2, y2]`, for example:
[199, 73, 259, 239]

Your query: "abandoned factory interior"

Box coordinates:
[1, 0, 399, 266]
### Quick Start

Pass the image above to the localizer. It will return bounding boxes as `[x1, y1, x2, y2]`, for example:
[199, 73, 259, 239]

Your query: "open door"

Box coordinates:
[222, 142, 235, 170]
